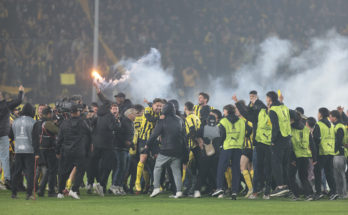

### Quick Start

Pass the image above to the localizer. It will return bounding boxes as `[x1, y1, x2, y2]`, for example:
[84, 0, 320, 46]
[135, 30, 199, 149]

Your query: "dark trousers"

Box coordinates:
[254, 143, 272, 195]
[112, 150, 130, 186]
[39, 149, 57, 195]
[216, 148, 242, 193]
[89, 147, 114, 190]
[314, 155, 337, 194]
[271, 141, 290, 187]
[58, 154, 86, 193]
[289, 157, 313, 197]
[11, 154, 35, 195]
[127, 155, 138, 190]
[195, 152, 218, 191]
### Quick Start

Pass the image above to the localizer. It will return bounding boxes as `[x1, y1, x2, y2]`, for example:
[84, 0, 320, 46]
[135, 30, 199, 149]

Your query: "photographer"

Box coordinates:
[32, 106, 59, 197]
[56, 105, 91, 199]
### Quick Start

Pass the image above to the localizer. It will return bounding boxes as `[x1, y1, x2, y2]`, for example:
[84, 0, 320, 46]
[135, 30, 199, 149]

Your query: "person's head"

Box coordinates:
[70, 105, 81, 117]
[168, 99, 179, 113]
[134, 104, 145, 116]
[295, 107, 304, 115]
[21, 103, 35, 118]
[207, 114, 217, 126]
[223, 104, 235, 117]
[111, 103, 119, 115]
[198, 92, 209, 106]
[124, 108, 137, 121]
[235, 105, 241, 117]
[266, 91, 278, 106]
[249, 90, 258, 102]
[210, 109, 222, 122]
[329, 110, 341, 123]
[318, 107, 329, 120]
[152, 98, 164, 114]
[184, 101, 194, 114]
[114, 92, 126, 105]
[91, 102, 99, 113]
[306, 117, 317, 129]
[42, 106, 53, 119]
[38, 104, 46, 117]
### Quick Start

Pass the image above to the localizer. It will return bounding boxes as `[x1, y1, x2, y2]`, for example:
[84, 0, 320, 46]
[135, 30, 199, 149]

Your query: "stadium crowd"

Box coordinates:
[0, 85, 347, 201]
[2, 0, 348, 103]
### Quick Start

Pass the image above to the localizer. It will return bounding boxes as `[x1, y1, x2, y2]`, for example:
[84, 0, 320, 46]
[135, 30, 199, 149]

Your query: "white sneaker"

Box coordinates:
[218, 194, 224, 199]
[118, 187, 126, 195]
[150, 188, 161, 198]
[109, 185, 118, 195]
[57, 193, 65, 199]
[93, 183, 104, 197]
[263, 195, 270, 200]
[194, 190, 201, 198]
[245, 190, 253, 198]
[69, 190, 80, 199]
[174, 191, 183, 199]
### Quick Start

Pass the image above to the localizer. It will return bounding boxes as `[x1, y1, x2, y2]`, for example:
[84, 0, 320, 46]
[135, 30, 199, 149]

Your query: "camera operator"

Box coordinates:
[32, 106, 59, 197]
[56, 105, 91, 199]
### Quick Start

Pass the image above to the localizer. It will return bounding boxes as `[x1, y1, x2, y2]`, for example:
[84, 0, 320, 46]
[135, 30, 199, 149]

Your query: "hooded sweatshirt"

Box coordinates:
[147, 103, 186, 158]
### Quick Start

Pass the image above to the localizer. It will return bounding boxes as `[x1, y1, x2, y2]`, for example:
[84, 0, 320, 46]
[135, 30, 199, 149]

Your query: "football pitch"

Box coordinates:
[1, 190, 348, 215]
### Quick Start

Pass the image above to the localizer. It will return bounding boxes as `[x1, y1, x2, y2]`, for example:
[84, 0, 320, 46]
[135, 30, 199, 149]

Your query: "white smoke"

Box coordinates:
[98, 48, 175, 104]
[209, 30, 348, 117]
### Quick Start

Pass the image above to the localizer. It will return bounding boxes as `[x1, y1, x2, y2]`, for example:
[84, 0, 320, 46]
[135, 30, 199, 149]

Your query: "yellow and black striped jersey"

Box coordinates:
[244, 120, 254, 149]
[34, 115, 41, 121]
[185, 113, 201, 149]
[193, 105, 214, 119]
[138, 107, 160, 141]
[130, 116, 143, 155]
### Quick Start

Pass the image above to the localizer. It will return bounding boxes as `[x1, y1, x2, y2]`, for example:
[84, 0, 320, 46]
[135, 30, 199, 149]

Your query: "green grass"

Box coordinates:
[1, 190, 348, 215]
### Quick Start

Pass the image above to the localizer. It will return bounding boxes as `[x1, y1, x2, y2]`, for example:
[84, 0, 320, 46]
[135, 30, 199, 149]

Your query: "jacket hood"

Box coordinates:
[168, 99, 179, 112]
[226, 114, 239, 124]
[253, 99, 267, 110]
[162, 103, 175, 116]
[97, 103, 111, 116]
[21, 103, 35, 118]
[320, 118, 332, 128]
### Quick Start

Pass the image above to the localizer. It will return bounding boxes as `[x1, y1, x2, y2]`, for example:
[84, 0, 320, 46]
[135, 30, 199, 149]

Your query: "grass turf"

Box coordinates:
[1, 190, 348, 215]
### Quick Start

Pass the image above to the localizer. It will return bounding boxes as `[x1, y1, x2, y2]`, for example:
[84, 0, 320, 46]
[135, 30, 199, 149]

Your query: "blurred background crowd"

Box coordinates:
[1, 0, 348, 103]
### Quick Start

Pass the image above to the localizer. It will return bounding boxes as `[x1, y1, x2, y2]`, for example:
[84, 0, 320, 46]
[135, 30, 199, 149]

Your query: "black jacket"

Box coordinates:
[147, 103, 186, 158]
[32, 117, 59, 151]
[118, 99, 133, 116]
[333, 121, 345, 156]
[114, 116, 134, 151]
[0, 91, 23, 137]
[56, 116, 91, 157]
[269, 100, 291, 144]
[92, 104, 120, 149]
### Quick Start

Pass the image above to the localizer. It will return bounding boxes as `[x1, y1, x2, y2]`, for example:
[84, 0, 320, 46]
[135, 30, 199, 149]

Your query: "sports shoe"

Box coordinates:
[93, 183, 104, 197]
[109, 185, 119, 195]
[86, 184, 93, 194]
[329, 194, 339, 201]
[118, 187, 126, 196]
[57, 193, 65, 199]
[289, 194, 299, 201]
[218, 194, 224, 199]
[270, 186, 289, 197]
[212, 189, 224, 197]
[26, 194, 35, 200]
[11, 194, 18, 199]
[174, 191, 183, 199]
[231, 193, 237, 200]
[263, 195, 270, 200]
[194, 190, 201, 198]
[305, 195, 313, 201]
[314, 193, 324, 200]
[150, 188, 161, 198]
[0, 183, 6, 190]
[135, 183, 142, 193]
[248, 193, 258, 199]
[69, 190, 80, 199]
[245, 189, 253, 198]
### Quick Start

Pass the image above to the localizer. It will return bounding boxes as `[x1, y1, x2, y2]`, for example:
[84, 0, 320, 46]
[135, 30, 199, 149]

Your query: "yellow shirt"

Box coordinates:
[185, 113, 201, 149]
[138, 107, 159, 141]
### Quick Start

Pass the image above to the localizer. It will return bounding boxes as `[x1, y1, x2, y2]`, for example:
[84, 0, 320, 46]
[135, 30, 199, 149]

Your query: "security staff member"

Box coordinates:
[313, 107, 338, 200]
[267, 91, 291, 197]
[288, 110, 316, 201]
[56, 105, 91, 199]
[212, 104, 245, 200]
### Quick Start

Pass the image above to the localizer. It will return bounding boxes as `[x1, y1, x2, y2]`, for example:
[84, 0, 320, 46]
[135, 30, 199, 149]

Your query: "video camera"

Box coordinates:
[54, 95, 84, 125]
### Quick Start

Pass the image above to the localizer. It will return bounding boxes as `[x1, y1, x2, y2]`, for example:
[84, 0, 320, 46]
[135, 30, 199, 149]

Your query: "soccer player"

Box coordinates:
[135, 98, 164, 193]
[193, 92, 213, 120]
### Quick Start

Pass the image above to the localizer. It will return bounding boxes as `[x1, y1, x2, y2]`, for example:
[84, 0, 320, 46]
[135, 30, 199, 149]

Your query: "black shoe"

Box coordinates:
[305, 195, 314, 201]
[329, 194, 339, 201]
[5, 180, 11, 190]
[11, 194, 18, 199]
[231, 193, 237, 200]
[270, 187, 289, 197]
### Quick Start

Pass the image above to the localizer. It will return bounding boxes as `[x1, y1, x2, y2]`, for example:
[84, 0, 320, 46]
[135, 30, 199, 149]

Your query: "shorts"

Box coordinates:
[138, 140, 160, 156]
[242, 148, 253, 162]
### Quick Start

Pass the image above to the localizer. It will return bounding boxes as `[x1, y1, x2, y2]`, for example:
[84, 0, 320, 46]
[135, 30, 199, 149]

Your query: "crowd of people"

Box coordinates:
[2, 0, 348, 103]
[0, 85, 347, 201]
